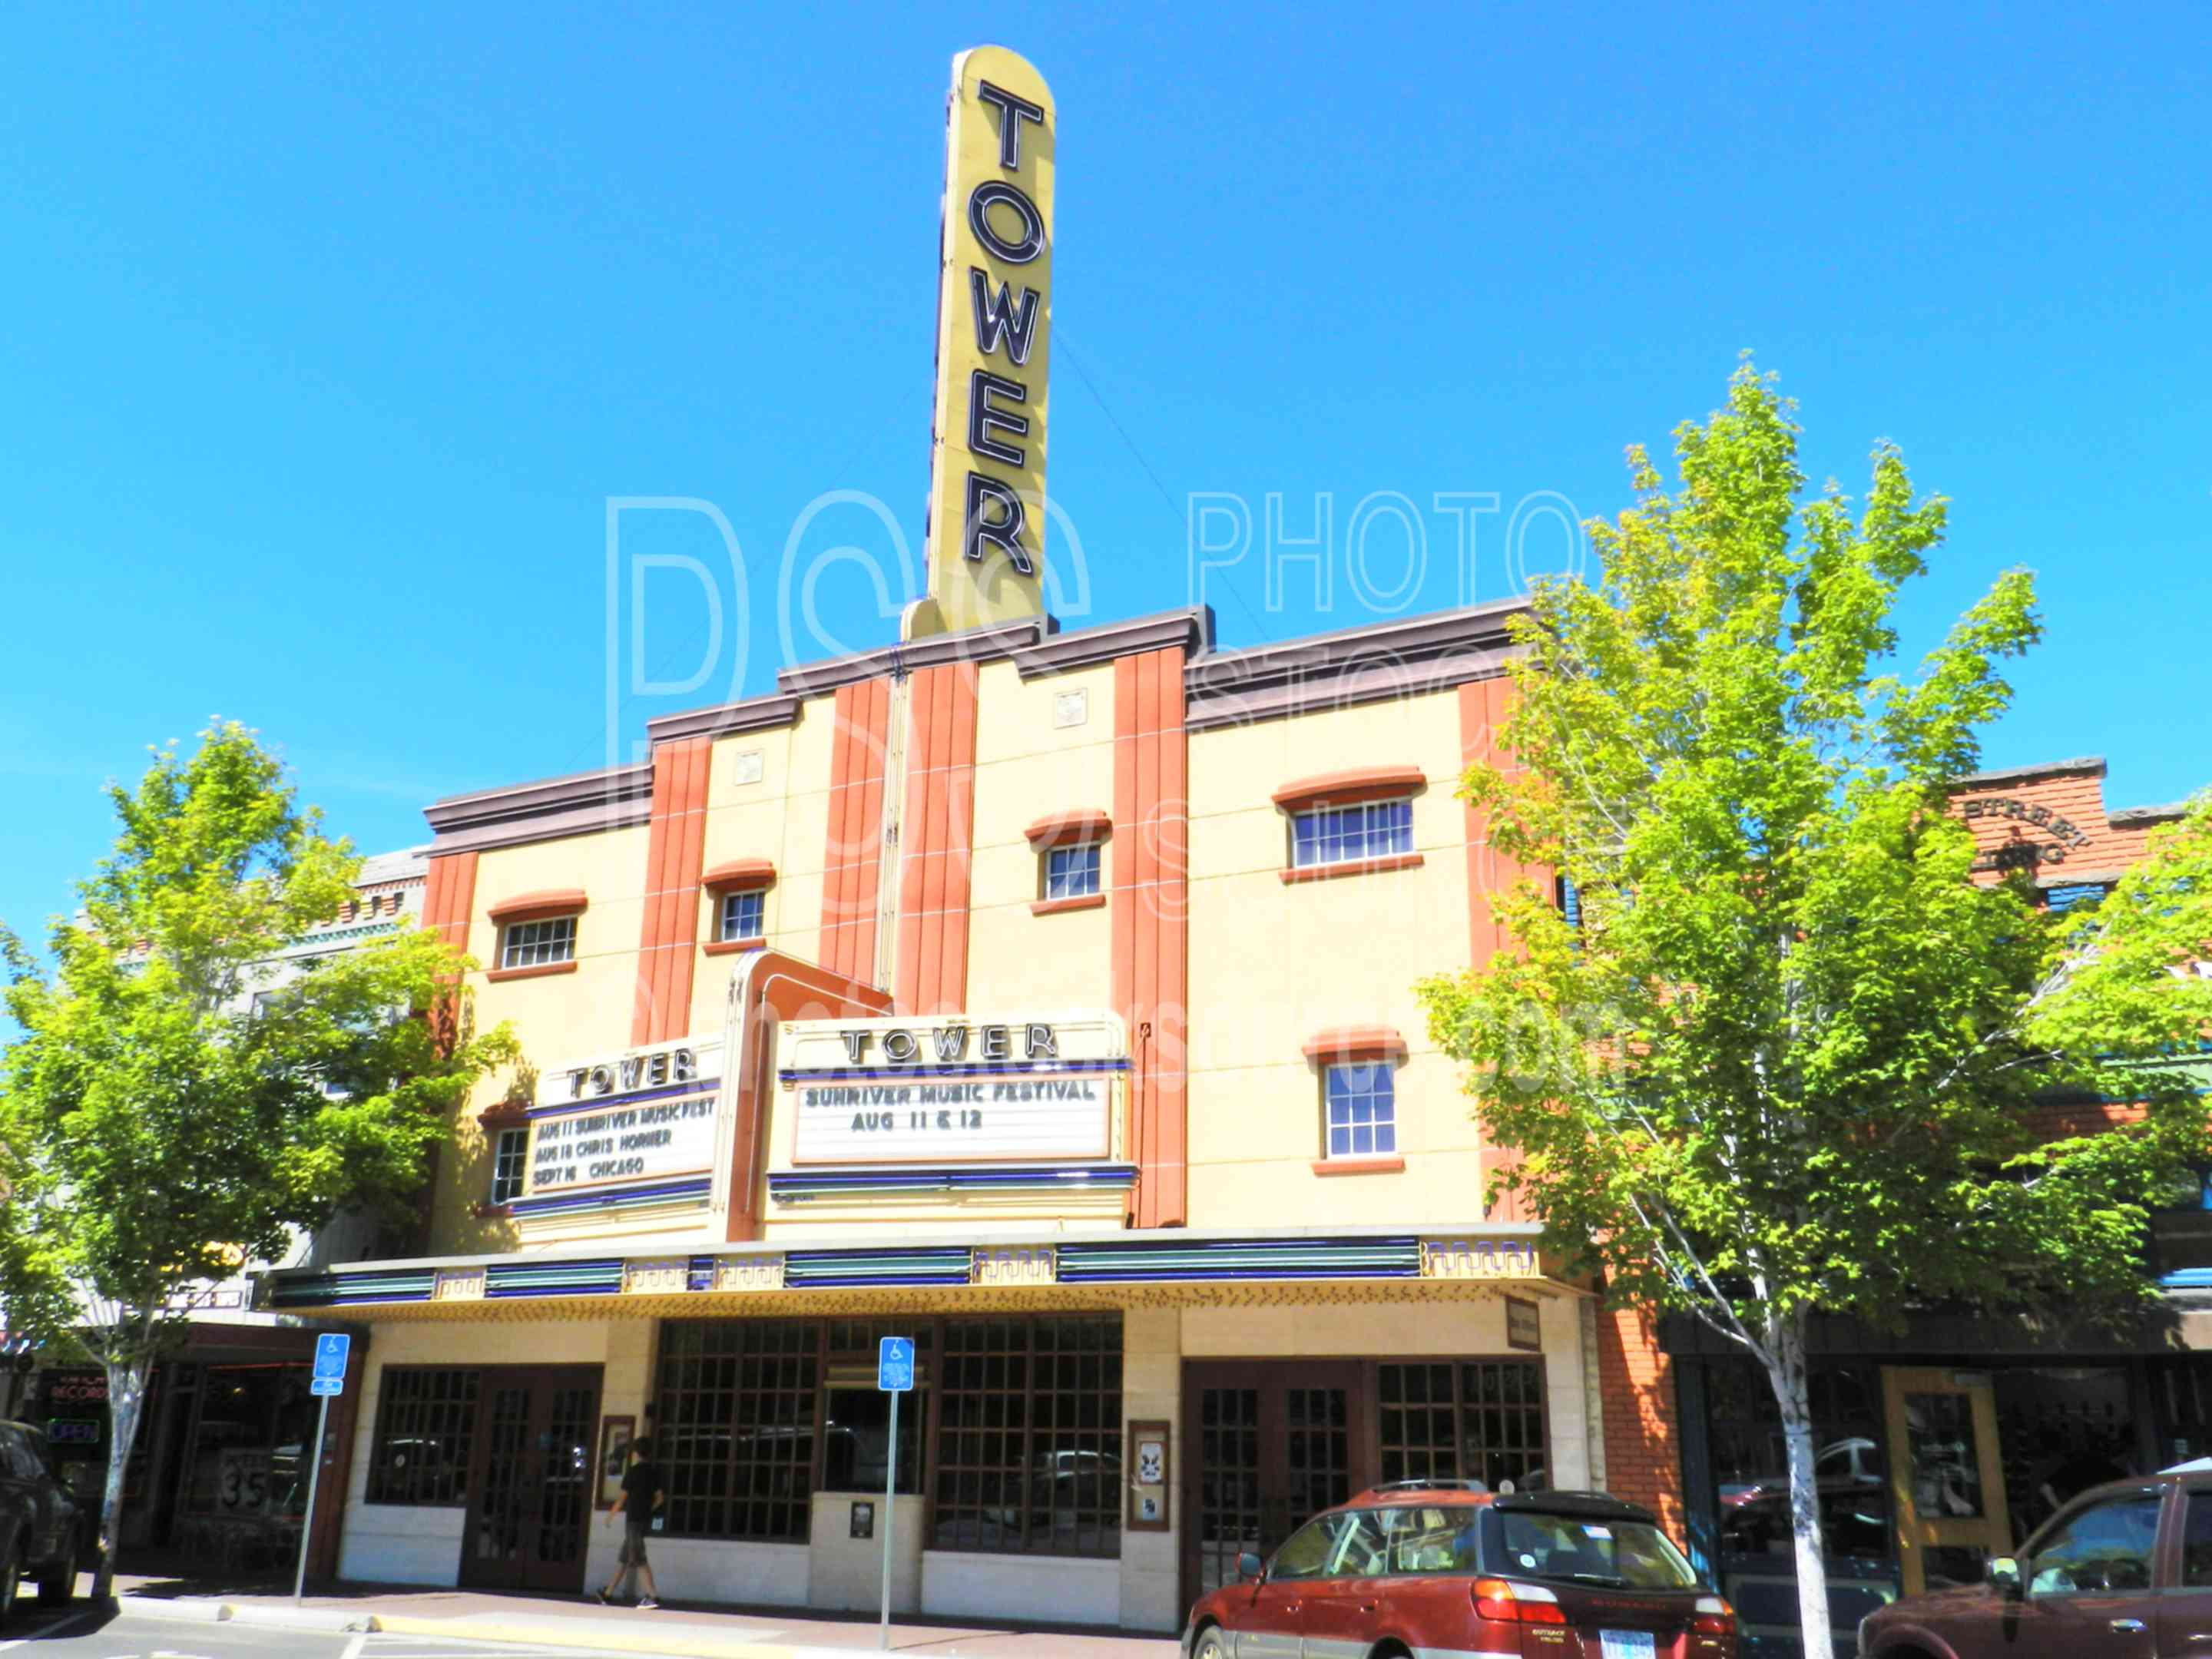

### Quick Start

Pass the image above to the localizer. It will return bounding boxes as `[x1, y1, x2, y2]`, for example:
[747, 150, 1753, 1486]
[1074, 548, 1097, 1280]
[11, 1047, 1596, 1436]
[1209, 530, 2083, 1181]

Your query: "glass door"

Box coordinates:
[1883, 1365, 2012, 1596]
[1182, 1363, 1366, 1607]
[460, 1365, 601, 1593]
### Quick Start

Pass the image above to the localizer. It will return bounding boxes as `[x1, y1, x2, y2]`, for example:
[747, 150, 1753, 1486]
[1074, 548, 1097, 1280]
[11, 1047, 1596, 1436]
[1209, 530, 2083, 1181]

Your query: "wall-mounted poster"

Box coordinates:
[595, 1415, 635, 1510]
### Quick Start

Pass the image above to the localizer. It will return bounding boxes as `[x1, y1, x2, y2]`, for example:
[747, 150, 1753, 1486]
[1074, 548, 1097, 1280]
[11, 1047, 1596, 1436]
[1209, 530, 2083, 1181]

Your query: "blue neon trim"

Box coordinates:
[779, 1058, 1130, 1081]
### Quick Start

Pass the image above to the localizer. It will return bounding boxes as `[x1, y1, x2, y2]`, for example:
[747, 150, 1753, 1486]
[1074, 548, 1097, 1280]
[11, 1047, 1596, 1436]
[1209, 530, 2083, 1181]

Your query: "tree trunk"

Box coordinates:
[1761, 1310, 1833, 1659]
[89, 1355, 148, 1602]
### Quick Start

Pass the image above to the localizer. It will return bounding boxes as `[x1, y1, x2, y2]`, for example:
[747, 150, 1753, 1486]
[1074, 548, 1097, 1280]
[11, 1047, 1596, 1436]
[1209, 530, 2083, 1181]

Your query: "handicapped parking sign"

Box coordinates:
[311, 1333, 351, 1395]
[877, 1335, 914, 1392]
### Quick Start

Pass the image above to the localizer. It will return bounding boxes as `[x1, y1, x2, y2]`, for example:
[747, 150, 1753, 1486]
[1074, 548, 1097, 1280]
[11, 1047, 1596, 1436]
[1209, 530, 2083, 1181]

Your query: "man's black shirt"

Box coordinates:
[621, 1459, 663, 1524]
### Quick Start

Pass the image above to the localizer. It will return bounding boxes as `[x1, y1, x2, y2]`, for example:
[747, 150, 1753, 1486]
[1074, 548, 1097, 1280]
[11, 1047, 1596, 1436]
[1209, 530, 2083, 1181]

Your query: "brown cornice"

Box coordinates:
[1184, 599, 1528, 733]
[424, 762, 654, 856]
[644, 691, 803, 747]
[1012, 608, 1214, 677]
[776, 618, 1055, 697]
[1952, 757, 2107, 789]
[2111, 803, 2190, 830]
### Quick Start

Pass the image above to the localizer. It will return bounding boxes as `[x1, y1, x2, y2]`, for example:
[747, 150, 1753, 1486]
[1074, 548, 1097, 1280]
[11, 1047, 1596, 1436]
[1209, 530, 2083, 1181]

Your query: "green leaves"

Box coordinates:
[0, 723, 515, 1353]
[1420, 361, 2210, 1353]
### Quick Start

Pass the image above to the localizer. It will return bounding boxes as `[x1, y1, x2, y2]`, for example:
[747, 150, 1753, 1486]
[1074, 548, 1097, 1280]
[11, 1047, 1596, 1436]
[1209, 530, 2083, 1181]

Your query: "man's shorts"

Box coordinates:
[618, 1522, 651, 1566]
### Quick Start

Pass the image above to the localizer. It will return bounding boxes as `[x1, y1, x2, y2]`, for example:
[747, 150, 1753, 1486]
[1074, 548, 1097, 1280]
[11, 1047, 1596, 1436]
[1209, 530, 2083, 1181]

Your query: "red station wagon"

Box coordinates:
[1181, 1481, 1737, 1659]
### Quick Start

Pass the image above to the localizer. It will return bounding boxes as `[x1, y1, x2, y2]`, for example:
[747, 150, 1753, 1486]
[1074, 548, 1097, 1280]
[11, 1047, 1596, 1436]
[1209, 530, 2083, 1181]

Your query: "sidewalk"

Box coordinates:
[110, 1571, 1184, 1659]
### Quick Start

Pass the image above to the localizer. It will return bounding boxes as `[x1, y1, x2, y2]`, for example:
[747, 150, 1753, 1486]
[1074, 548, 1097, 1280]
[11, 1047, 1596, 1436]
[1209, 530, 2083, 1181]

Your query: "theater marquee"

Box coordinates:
[778, 1014, 1123, 1165]
[524, 1035, 723, 1203]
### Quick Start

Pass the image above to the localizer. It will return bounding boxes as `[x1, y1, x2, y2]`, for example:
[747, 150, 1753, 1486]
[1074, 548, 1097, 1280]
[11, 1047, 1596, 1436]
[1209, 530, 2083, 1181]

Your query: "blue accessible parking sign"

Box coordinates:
[877, 1335, 914, 1392]
[311, 1333, 350, 1396]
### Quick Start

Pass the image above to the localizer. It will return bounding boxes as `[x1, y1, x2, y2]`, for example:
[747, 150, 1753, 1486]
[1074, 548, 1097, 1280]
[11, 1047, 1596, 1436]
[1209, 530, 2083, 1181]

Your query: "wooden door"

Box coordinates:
[1181, 1362, 1367, 1610]
[460, 1366, 601, 1593]
[1883, 1365, 2012, 1596]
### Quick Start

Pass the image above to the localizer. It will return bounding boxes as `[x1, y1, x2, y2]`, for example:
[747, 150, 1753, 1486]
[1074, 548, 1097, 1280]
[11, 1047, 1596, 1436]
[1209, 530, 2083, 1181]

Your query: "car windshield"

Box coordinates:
[1500, 1511, 1700, 1589]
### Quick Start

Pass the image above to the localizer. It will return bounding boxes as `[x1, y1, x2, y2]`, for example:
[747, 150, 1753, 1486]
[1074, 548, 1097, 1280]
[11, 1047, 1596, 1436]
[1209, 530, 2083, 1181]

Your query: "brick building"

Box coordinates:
[1657, 757, 2206, 1657]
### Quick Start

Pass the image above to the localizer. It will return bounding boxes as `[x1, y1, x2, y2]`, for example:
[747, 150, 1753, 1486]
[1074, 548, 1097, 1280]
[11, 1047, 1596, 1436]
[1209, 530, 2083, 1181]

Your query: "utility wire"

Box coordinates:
[1056, 326, 1273, 644]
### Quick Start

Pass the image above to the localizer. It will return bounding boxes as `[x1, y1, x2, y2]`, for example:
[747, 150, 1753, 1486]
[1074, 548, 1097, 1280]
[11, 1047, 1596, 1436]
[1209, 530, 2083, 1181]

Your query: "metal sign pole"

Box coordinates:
[292, 1390, 330, 1607]
[879, 1385, 898, 1650]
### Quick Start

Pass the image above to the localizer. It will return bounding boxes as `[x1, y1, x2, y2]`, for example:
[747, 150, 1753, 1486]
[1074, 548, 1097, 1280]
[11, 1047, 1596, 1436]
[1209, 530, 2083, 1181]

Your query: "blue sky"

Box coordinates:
[2, 2, 2207, 937]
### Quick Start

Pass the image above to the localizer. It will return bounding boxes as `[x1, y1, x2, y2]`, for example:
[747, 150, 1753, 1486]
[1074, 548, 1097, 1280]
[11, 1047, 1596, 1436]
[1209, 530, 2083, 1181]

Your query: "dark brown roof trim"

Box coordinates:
[776, 618, 1054, 697]
[1952, 757, 2106, 788]
[644, 691, 803, 747]
[424, 762, 654, 856]
[1184, 599, 1528, 733]
[1012, 608, 1214, 677]
[2111, 803, 2190, 829]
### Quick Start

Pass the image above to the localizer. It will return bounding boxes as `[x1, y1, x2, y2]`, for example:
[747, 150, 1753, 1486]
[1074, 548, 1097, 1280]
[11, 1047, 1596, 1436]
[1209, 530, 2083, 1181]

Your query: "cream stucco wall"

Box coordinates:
[1182, 690, 1487, 1233]
[964, 658, 1118, 1015]
[430, 824, 654, 1257]
[685, 700, 840, 1038]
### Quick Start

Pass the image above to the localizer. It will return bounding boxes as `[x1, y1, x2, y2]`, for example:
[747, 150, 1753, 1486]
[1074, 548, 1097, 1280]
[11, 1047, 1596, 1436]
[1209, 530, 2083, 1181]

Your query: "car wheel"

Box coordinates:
[36, 1540, 74, 1607]
[1192, 1624, 1230, 1659]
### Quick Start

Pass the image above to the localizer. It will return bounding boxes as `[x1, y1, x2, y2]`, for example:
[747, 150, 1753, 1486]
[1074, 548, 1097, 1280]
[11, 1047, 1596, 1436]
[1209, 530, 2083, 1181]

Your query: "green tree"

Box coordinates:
[0, 724, 514, 1601]
[1419, 365, 2212, 1654]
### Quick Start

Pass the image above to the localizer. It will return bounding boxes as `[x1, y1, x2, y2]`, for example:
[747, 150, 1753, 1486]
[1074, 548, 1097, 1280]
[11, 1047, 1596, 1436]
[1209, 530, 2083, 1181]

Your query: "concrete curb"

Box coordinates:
[118, 1598, 809, 1657]
[114, 1594, 231, 1622]
[227, 1601, 379, 1633]
[375, 1613, 799, 1657]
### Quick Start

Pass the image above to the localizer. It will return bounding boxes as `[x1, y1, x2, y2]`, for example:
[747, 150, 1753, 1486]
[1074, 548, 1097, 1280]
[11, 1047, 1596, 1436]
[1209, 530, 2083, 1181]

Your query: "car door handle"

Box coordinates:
[1357, 1602, 1379, 1614]
[2111, 1619, 2147, 1634]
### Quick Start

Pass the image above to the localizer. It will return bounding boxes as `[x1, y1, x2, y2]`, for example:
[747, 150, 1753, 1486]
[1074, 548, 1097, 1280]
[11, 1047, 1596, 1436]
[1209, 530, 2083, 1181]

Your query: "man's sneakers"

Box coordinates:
[591, 1588, 612, 1605]
[637, 1598, 661, 1610]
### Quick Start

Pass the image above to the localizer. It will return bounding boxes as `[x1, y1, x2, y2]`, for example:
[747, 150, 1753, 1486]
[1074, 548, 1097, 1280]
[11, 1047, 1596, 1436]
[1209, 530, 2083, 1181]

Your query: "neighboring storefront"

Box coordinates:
[16, 847, 428, 1571]
[1660, 757, 2208, 1659]
[31, 1332, 318, 1564]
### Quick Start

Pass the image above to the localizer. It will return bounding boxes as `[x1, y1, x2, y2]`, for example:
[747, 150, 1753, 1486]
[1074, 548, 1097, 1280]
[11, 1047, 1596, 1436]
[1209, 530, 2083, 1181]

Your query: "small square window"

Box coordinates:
[1291, 799, 1412, 870]
[499, 916, 576, 969]
[1045, 843, 1101, 901]
[1323, 1062, 1396, 1160]
[489, 1126, 528, 1205]
[719, 887, 766, 943]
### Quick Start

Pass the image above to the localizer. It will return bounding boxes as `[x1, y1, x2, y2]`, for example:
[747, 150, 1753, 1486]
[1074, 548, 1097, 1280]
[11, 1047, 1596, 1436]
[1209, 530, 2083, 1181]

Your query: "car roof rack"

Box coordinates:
[1367, 1479, 1491, 1495]
[1492, 1488, 1657, 1522]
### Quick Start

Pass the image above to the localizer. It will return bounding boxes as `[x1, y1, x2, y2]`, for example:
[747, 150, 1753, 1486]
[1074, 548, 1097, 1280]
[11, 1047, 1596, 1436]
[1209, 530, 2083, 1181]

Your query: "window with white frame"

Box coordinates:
[499, 916, 576, 969]
[1323, 1062, 1396, 1159]
[489, 1126, 528, 1204]
[1291, 799, 1412, 869]
[1044, 842, 1101, 901]
[719, 887, 766, 942]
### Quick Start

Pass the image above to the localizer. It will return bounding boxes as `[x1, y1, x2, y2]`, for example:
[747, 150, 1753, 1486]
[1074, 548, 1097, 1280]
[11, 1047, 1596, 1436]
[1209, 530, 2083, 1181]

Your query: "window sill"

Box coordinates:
[703, 935, 767, 955]
[1280, 853, 1425, 884]
[1031, 894, 1106, 916]
[485, 960, 579, 983]
[1311, 1156, 1406, 1177]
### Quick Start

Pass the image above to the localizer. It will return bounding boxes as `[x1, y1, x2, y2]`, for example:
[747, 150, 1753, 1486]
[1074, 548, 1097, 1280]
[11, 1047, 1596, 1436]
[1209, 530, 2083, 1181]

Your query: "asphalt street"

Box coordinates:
[0, 1608, 646, 1659]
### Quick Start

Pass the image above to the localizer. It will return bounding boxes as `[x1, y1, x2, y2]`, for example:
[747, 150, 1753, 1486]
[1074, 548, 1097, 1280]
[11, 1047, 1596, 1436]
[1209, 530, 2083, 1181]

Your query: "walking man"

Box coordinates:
[594, 1435, 664, 1608]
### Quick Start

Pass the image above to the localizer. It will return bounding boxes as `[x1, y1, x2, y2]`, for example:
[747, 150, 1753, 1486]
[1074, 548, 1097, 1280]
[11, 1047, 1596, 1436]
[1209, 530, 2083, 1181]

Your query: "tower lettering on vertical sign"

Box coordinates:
[909, 46, 1055, 640]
